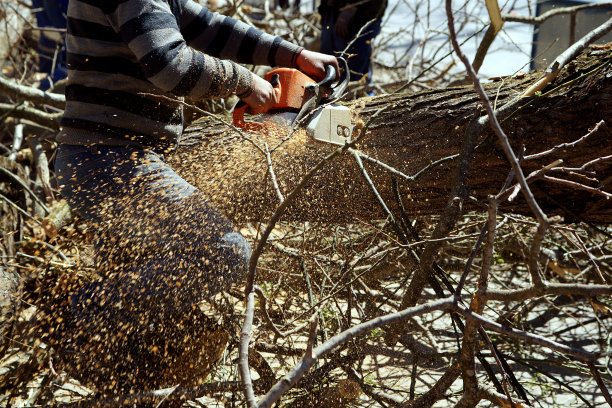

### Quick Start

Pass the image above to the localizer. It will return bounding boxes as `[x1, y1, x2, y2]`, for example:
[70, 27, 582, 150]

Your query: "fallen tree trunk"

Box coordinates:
[169, 49, 612, 224]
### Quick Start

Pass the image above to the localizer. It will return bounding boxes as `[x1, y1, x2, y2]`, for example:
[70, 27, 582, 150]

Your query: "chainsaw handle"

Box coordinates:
[313, 57, 349, 102]
[232, 101, 256, 130]
[232, 77, 282, 130]
[316, 65, 337, 92]
[329, 57, 349, 99]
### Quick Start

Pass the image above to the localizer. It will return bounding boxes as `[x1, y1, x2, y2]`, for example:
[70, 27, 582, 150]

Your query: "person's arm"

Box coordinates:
[107, 0, 337, 112]
[106, 0, 254, 99]
[177, 0, 339, 81]
[176, 0, 302, 69]
[335, 4, 358, 38]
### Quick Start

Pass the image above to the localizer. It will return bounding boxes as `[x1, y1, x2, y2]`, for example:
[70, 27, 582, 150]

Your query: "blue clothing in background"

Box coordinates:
[32, 0, 68, 89]
[318, 0, 386, 87]
[320, 14, 382, 83]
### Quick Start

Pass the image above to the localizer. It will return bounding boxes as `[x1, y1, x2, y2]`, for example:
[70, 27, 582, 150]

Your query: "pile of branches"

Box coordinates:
[1, 0, 611, 407]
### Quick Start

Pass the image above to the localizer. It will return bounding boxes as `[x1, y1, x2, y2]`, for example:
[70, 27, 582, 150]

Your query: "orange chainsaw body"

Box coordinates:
[233, 68, 317, 130]
[232, 57, 352, 144]
[264, 68, 316, 111]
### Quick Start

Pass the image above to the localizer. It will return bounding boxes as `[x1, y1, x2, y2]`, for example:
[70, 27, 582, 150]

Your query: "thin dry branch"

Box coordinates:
[0, 75, 66, 109]
[453, 302, 599, 362]
[503, 2, 612, 25]
[521, 17, 612, 97]
[257, 298, 455, 408]
[0, 103, 61, 131]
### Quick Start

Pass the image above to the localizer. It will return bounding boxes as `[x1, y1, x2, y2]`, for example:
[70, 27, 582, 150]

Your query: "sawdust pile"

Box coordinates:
[168, 119, 361, 223]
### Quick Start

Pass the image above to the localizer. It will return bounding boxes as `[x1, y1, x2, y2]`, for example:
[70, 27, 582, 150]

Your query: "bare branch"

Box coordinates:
[453, 302, 599, 362]
[0, 103, 61, 131]
[239, 291, 257, 408]
[0, 74, 65, 109]
[257, 298, 455, 408]
[485, 282, 612, 302]
[503, 2, 612, 25]
[521, 17, 612, 97]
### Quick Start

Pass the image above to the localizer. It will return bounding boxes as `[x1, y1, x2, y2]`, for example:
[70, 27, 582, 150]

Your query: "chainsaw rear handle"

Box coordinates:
[232, 101, 255, 131]
[232, 74, 282, 131]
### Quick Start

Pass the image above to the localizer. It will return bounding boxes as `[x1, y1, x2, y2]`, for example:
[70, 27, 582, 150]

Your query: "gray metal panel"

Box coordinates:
[531, 0, 612, 70]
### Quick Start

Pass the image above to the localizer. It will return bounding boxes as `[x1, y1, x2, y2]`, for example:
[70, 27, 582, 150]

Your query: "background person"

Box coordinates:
[31, 0, 68, 90]
[318, 0, 387, 92]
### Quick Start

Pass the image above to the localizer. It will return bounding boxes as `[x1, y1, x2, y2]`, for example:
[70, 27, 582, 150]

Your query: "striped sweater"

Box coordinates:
[57, 0, 303, 150]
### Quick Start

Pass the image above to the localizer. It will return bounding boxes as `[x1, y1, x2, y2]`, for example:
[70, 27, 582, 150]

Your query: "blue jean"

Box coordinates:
[319, 14, 382, 83]
[54, 144, 251, 319]
[54, 144, 251, 391]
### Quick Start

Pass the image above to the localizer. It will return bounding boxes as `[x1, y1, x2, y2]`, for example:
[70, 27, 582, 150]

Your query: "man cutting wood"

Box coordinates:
[51, 0, 338, 398]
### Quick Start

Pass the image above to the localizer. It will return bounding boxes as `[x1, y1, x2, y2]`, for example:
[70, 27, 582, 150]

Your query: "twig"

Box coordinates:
[455, 197, 498, 407]
[28, 135, 55, 202]
[588, 362, 612, 408]
[253, 285, 309, 338]
[304, 315, 318, 361]
[521, 17, 612, 97]
[453, 302, 599, 362]
[0, 192, 42, 223]
[351, 149, 401, 233]
[542, 174, 612, 199]
[257, 298, 455, 408]
[477, 387, 523, 408]
[578, 154, 612, 170]
[454, 223, 488, 296]
[140, 92, 267, 155]
[498, 159, 563, 203]
[239, 291, 257, 408]
[400, 363, 461, 408]
[0, 102, 61, 130]
[8, 122, 23, 162]
[352, 148, 459, 182]
[485, 282, 612, 302]
[154, 385, 178, 408]
[508, 356, 596, 408]
[471, 25, 497, 75]
[568, 229, 607, 284]
[523, 120, 605, 160]
[0, 167, 50, 214]
[503, 2, 612, 25]
[0, 74, 66, 109]
[480, 331, 515, 406]
[16, 239, 69, 262]
[264, 142, 284, 203]
[345, 366, 402, 406]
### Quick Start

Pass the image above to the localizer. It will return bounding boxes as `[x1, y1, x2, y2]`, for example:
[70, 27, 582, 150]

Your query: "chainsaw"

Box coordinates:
[232, 57, 352, 145]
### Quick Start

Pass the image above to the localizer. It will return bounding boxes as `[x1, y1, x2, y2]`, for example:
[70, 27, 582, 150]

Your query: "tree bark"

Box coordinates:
[169, 49, 612, 224]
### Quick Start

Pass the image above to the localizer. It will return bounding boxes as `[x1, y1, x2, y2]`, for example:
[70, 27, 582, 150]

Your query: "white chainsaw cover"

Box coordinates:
[306, 105, 352, 145]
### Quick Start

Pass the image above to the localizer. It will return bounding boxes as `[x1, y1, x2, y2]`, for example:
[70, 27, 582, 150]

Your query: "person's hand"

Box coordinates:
[241, 74, 278, 114]
[295, 49, 340, 81]
[335, 5, 357, 38]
